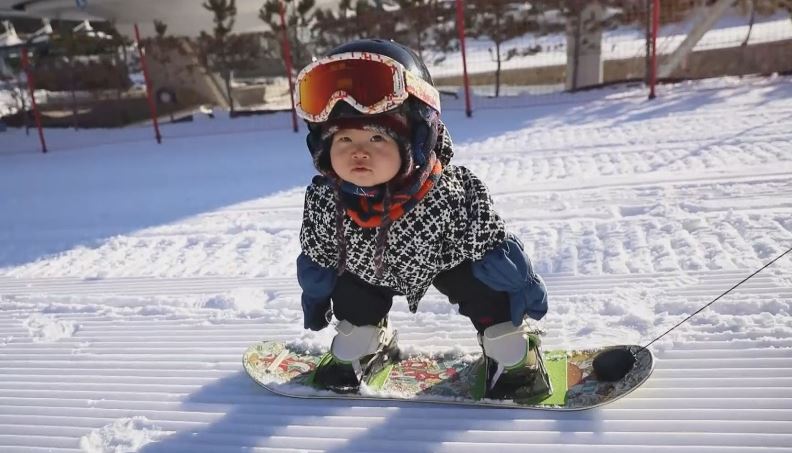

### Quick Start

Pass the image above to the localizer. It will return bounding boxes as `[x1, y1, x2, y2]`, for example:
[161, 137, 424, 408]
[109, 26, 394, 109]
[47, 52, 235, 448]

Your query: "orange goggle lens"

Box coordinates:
[298, 59, 399, 117]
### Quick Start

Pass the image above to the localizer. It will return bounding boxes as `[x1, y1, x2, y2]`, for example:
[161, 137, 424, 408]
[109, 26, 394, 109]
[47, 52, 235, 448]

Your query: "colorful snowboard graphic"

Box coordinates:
[243, 341, 654, 410]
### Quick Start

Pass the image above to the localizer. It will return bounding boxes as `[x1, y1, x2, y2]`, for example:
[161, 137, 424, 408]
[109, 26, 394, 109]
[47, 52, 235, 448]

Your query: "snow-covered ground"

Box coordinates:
[0, 86, 18, 118]
[1, 75, 792, 452]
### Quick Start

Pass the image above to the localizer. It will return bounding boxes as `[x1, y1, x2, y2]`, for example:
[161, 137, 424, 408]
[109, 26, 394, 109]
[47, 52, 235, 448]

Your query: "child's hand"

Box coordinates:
[508, 275, 548, 326]
[302, 295, 331, 331]
[297, 253, 338, 331]
[472, 238, 548, 325]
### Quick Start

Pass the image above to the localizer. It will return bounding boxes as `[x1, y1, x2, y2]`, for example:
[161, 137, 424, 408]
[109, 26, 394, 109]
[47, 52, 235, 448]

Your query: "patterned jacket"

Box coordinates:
[299, 128, 508, 312]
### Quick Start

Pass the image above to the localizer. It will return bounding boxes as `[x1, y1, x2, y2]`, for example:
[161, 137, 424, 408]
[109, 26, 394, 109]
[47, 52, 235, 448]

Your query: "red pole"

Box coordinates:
[134, 24, 162, 144]
[279, 0, 299, 133]
[455, 0, 472, 117]
[21, 47, 47, 153]
[649, 0, 660, 100]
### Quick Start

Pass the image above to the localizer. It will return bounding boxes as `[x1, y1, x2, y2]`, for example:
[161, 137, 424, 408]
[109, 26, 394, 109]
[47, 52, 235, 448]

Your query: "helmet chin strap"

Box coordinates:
[340, 181, 381, 198]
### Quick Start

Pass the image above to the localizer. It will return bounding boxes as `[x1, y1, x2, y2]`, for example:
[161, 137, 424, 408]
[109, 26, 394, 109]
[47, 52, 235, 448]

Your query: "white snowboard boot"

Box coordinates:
[479, 321, 552, 400]
[313, 319, 400, 392]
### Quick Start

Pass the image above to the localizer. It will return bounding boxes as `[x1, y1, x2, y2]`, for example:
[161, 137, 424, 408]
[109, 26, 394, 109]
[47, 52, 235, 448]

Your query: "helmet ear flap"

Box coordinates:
[306, 122, 333, 174]
[306, 123, 324, 155]
[407, 100, 440, 166]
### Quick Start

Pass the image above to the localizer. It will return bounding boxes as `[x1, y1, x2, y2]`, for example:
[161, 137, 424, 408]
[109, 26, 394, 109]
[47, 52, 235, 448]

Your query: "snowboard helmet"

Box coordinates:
[297, 39, 442, 177]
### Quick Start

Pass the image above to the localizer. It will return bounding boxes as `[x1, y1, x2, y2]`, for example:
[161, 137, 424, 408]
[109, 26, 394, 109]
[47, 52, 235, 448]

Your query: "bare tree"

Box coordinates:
[390, 0, 439, 59]
[428, 0, 462, 67]
[362, 0, 398, 40]
[150, 21, 175, 86]
[466, 0, 535, 97]
[199, 0, 238, 113]
[259, 0, 317, 70]
[312, 0, 362, 51]
[311, 0, 395, 53]
[104, 22, 134, 126]
[54, 23, 92, 129]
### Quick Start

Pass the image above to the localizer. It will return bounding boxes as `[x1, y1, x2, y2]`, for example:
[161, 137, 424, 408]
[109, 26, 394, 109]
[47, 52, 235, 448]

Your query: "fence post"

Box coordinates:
[134, 23, 162, 144]
[648, 0, 659, 100]
[279, 0, 299, 133]
[454, 0, 472, 117]
[21, 47, 47, 153]
[644, 0, 651, 85]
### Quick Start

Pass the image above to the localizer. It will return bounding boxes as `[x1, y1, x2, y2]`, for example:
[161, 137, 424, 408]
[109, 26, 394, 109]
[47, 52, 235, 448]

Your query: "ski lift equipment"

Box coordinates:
[0, 18, 50, 52]
[28, 18, 52, 44]
[73, 20, 112, 40]
[0, 21, 23, 47]
[72, 20, 93, 33]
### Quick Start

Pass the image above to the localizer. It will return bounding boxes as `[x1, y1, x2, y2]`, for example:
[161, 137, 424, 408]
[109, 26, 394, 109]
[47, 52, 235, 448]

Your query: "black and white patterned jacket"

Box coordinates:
[299, 128, 508, 312]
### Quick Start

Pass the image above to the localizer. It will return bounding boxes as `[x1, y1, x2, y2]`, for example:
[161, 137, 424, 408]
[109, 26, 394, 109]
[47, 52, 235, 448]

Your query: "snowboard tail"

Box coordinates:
[243, 341, 654, 410]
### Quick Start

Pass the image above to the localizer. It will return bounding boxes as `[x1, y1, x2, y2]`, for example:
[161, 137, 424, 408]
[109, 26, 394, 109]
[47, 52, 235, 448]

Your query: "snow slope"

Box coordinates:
[1, 75, 792, 452]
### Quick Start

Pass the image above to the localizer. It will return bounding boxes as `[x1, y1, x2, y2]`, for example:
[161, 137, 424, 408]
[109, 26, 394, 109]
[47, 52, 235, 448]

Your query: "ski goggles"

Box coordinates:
[295, 52, 441, 123]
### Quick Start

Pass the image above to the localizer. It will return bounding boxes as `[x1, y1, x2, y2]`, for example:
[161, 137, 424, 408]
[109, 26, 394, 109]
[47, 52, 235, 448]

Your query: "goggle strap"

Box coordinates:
[405, 71, 441, 114]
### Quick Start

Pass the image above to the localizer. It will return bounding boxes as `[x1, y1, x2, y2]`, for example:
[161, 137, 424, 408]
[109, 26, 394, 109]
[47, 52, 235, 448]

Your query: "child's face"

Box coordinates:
[329, 128, 402, 187]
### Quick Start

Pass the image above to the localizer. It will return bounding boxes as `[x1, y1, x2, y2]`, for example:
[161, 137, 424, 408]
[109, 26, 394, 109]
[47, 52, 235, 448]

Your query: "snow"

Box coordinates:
[1, 74, 792, 452]
[0, 87, 18, 117]
[79, 417, 167, 453]
[22, 314, 80, 343]
[429, 10, 792, 78]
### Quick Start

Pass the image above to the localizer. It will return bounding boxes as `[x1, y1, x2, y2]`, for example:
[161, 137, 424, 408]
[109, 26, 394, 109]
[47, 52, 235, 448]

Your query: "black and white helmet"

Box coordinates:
[304, 39, 441, 173]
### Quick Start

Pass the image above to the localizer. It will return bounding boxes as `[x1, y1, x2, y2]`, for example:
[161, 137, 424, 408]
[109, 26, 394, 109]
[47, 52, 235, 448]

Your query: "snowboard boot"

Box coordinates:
[479, 321, 552, 401]
[312, 318, 400, 393]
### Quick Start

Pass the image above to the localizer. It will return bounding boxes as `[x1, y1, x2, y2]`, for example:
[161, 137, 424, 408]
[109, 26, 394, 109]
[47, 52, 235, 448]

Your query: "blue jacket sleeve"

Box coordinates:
[297, 252, 337, 299]
[297, 252, 337, 330]
[471, 236, 548, 324]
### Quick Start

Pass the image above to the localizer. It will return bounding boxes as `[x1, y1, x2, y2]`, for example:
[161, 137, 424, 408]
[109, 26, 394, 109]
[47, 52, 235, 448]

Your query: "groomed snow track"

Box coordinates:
[1, 269, 791, 452]
[1, 76, 791, 451]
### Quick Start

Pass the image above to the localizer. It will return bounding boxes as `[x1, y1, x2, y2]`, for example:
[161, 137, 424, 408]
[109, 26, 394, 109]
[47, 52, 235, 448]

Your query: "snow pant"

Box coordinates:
[331, 260, 512, 333]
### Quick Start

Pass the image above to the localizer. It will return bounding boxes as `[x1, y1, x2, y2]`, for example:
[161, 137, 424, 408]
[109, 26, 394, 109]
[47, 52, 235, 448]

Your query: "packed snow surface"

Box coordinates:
[1, 75, 791, 452]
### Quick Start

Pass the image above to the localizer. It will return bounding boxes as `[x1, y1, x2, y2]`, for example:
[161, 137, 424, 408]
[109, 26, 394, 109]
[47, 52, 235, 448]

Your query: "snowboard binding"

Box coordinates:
[312, 318, 400, 393]
[479, 321, 553, 401]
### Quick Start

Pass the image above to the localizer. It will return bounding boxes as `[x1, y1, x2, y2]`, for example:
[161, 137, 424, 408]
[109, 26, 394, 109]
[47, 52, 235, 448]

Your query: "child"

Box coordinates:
[294, 39, 549, 398]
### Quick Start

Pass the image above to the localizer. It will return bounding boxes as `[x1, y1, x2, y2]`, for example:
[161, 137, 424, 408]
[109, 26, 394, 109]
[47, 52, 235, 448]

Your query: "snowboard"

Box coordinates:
[243, 340, 654, 410]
